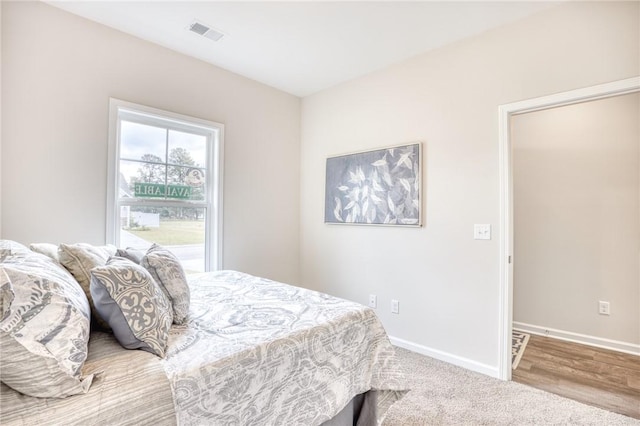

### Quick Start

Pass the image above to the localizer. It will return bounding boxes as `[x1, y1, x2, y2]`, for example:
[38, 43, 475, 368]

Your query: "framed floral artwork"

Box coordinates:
[325, 143, 421, 226]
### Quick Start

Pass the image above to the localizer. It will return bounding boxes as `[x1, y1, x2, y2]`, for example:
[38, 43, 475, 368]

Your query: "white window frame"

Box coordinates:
[106, 98, 224, 271]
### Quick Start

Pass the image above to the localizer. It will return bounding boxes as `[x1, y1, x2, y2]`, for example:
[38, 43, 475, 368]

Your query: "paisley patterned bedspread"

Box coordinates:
[162, 270, 407, 426]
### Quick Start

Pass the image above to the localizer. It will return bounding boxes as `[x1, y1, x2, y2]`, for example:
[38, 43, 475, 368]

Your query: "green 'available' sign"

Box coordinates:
[134, 183, 192, 199]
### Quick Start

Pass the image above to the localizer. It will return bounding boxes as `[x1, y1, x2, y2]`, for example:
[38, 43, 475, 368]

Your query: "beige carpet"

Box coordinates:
[383, 347, 640, 425]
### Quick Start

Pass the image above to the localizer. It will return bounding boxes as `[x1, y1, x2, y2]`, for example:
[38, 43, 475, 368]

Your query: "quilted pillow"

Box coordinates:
[141, 244, 190, 324]
[58, 243, 117, 330]
[90, 257, 173, 358]
[0, 255, 94, 398]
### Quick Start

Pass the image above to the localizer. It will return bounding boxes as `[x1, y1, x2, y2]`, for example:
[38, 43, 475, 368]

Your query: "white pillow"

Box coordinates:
[0, 251, 94, 398]
[0, 240, 31, 262]
[29, 242, 61, 263]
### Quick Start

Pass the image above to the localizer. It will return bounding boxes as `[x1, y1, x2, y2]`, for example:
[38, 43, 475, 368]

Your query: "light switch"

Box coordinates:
[474, 224, 491, 240]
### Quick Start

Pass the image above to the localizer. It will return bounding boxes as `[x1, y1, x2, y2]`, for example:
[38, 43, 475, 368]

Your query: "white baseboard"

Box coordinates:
[513, 322, 640, 356]
[389, 336, 500, 378]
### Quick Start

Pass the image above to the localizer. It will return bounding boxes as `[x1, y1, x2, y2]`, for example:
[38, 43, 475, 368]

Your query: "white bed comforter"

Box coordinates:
[162, 271, 407, 425]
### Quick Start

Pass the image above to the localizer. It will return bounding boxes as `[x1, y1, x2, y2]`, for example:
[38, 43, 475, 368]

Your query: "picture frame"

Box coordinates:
[324, 142, 422, 226]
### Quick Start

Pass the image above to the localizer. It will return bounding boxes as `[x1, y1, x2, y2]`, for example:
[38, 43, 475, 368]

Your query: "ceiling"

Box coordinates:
[45, 1, 559, 97]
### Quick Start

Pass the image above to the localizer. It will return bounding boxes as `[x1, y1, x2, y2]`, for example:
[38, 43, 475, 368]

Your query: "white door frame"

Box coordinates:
[497, 76, 640, 380]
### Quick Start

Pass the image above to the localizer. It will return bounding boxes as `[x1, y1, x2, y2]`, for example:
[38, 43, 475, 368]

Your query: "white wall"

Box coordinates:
[300, 1, 639, 374]
[512, 93, 639, 345]
[1, 2, 301, 284]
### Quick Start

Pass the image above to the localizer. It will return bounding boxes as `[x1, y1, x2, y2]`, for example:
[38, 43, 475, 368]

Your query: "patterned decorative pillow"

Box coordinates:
[0, 271, 14, 321]
[0, 255, 94, 398]
[58, 243, 117, 330]
[141, 244, 190, 324]
[115, 247, 145, 264]
[90, 257, 173, 358]
[0, 240, 31, 262]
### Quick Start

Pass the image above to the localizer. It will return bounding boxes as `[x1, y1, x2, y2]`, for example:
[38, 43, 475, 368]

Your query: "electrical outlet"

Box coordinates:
[474, 224, 491, 240]
[391, 299, 399, 314]
[598, 301, 610, 316]
[369, 294, 377, 309]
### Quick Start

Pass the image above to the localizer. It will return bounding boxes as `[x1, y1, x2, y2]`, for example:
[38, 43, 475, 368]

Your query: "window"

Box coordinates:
[107, 99, 223, 273]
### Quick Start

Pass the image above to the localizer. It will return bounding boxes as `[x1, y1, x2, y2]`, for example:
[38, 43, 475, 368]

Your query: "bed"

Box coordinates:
[0, 241, 406, 425]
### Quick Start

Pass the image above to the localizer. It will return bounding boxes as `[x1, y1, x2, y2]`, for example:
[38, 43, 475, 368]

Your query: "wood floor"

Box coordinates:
[512, 334, 640, 419]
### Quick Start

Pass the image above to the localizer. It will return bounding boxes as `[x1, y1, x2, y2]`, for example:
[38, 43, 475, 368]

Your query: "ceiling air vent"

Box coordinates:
[189, 21, 225, 42]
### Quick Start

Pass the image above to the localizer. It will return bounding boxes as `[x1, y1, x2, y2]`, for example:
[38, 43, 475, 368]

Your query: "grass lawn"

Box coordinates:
[128, 220, 205, 245]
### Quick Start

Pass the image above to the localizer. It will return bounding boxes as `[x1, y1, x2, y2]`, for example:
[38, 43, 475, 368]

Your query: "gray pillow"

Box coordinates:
[141, 244, 190, 324]
[90, 257, 173, 358]
[115, 247, 145, 264]
[0, 253, 94, 398]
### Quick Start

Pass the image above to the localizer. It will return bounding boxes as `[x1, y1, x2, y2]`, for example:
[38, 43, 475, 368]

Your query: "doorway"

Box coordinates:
[507, 90, 640, 418]
[497, 76, 640, 381]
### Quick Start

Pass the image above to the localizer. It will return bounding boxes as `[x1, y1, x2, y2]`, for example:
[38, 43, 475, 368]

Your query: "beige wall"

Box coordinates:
[512, 93, 639, 344]
[1, 2, 301, 284]
[300, 1, 639, 372]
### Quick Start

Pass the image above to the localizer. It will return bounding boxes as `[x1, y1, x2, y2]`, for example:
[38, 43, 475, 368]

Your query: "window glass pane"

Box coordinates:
[119, 206, 206, 273]
[167, 165, 206, 201]
[168, 130, 207, 167]
[120, 159, 168, 200]
[120, 121, 167, 162]
[118, 161, 138, 199]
